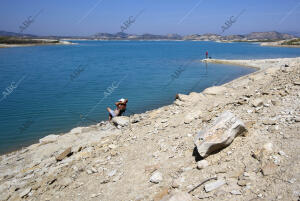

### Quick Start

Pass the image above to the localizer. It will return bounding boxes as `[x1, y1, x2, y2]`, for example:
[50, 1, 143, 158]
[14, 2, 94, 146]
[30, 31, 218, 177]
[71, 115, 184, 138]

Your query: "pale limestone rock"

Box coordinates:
[184, 111, 202, 124]
[197, 160, 209, 169]
[203, 86, 227, 95]
[251, 98, 264, 107]
[39, 134, 59, 144]
[56, 147, 72, 161]
[263, 143, 273, 153]
[204, 179, 226, 192]
[70, 127, 84, 134]
[150, 171, 163, 184]
[230, 189, 242, 195]
[195, 111, 246, 157]
[112, 116, 130, 127]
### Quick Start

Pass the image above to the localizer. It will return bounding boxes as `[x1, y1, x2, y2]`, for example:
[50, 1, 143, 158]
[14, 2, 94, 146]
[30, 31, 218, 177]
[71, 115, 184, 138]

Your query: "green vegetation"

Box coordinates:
[281, 38, 300, 46]
[0, 36, 59, 45]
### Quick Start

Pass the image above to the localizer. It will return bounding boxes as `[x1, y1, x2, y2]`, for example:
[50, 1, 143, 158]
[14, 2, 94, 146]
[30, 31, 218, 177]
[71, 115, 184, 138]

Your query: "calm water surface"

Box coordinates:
[1, 41, 300, 154]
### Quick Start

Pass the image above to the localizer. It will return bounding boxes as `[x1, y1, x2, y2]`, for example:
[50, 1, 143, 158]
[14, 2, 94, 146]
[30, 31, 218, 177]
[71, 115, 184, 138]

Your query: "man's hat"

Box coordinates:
[118, 98, 126, 103]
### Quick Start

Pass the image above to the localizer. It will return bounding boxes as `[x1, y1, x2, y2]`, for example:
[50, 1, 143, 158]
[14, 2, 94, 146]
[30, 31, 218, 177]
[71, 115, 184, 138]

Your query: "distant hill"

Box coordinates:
[245, 31, 294, 40]
[0, 30, 297, 42]
[91, 32, 182, 40]
[0, 30, 36, 37]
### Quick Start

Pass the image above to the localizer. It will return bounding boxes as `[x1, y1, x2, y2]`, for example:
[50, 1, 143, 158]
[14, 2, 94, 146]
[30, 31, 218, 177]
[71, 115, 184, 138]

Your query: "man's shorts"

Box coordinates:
[108, 109, 116, 117]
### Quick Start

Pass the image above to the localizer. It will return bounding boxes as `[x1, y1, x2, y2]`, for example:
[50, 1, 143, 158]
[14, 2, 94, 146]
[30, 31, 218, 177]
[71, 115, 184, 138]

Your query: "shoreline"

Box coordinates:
[0, 56, 300, 200]
[0, 60, 259, 156]
[0, 57, 297, 156]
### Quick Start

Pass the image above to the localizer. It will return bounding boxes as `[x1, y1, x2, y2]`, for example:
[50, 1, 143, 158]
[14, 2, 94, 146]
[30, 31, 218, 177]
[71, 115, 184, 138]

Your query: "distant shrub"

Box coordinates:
[0, 36, 59, 44]
[281, 38, 300, 45]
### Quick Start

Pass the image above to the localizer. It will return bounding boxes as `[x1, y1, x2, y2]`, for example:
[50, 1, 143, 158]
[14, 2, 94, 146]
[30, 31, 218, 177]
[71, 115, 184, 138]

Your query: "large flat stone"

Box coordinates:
[56, 147, 72, 161]
[39, 134, 59, 144]
[112, 116, 130, 127]
[204, 179, 226, 192]
[203, 86, 227, 95]
[195, 111, 246, 158]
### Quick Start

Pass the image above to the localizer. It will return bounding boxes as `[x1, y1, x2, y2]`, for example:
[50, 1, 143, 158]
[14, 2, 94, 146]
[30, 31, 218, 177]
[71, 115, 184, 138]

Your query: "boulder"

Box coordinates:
[293, 81, 300, 86]
[160, 190, 193, 201]
[112, 116, 130, 127]
[184, 111, 202, 124]
[197, 160, 209, 169]
[251, 98, 263, 107]
[56, 147, 72, 161]
[203, 86, 227, 95]
[130, 114, 141, 123]
[70, 127, 84, 134]
[195, 111, 246, 158]
[175, 94, 190, 102]
[39, 134, 59, 144]
[150, 171, 163, 184]
[261, 162, 276, 176]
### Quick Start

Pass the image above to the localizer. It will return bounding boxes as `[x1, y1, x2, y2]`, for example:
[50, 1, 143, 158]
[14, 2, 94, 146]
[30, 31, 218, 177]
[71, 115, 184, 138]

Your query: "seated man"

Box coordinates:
[107, 98, 128, 120]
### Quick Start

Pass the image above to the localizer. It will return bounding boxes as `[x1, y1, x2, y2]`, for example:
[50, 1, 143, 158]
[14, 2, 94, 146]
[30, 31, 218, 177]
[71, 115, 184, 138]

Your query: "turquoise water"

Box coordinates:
[1, 41, 300, 154]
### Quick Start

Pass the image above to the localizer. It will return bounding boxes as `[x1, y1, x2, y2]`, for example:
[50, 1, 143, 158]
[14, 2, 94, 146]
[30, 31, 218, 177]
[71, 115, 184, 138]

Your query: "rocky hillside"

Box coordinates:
[183, 31, 295, 42]
[0, 57, 299, 201]
[245, 31, 294, 40]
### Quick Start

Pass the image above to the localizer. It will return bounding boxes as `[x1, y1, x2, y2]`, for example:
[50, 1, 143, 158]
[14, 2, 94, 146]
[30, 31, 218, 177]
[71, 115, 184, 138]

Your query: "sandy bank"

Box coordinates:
[0, 57, 300, 201]
[202, 57, 300, 70]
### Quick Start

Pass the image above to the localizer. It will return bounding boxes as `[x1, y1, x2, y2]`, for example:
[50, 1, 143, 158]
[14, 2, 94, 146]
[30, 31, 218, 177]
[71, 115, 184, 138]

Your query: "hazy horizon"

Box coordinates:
[1, 0, 300, 36]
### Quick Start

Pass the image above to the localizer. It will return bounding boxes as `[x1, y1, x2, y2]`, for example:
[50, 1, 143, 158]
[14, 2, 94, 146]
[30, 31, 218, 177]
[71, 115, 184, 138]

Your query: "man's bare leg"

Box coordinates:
[107, 107, 113, 121]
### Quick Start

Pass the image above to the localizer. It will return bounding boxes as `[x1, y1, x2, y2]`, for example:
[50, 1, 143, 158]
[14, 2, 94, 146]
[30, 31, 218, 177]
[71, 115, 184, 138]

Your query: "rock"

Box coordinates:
[107, 170, 117, 177]
[171, 180, 180, 188]
[56, 147, 72, 161]
[19, 187, 31, 198]
[237, 179, 247, 187]
[130, 114, 141, 123]
[160, 190, 193, 201]
[261, 162, 276, 176]
[293, 81, 300, 86]
[251, 98, 263, 107]
[278, 150, 286, 156]
[90, 193, 101, 198]
[70, 127, 84, 134]
[262, 120, 276, 125]
[197, 160, 209, 169]
[108, 144, 117, 149]
[39, 134, 59, 144]
[175, 94, 190, 102]
[294, 116, 300, 122]
[204, 179, 226, 192]
[230, 190, 242, 195]
[174, 100, 183, 106]
[112, 116, 130, 127]
[59, 177, 73, 187]
[203, 86, 227, 95]
[150, 171, 163, 184]
[184, 111, 202, 124]
[263, 143, 273, 153]
[195, 111, 246, 157]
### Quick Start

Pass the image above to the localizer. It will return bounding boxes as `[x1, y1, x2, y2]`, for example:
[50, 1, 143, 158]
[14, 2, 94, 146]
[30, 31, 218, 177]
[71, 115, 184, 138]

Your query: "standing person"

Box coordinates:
[206, 51, 208, 59]
[107, 98, 128, 120]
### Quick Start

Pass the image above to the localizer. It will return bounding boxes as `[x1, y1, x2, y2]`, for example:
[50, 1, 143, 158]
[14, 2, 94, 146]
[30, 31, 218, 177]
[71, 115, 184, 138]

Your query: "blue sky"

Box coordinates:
[1, 0, 300, 36]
